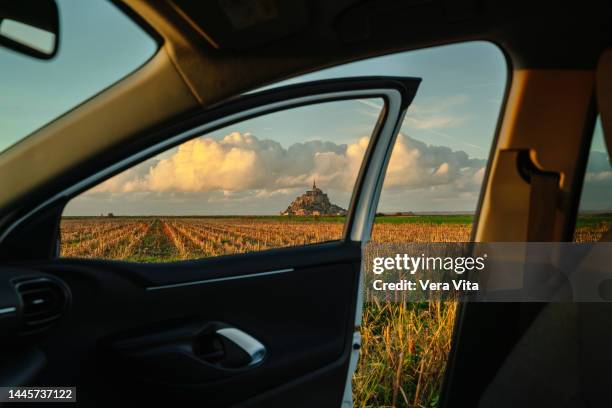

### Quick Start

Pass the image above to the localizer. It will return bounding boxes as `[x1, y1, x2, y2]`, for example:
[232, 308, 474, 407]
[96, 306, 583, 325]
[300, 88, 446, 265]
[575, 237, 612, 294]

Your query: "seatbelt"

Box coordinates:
[516, 150, 561, 242]
[517, 152, 564, 299]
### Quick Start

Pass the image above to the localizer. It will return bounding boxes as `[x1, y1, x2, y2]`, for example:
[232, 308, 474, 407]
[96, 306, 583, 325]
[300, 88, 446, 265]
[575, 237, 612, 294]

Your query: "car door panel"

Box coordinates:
[6, 243, 353, 406]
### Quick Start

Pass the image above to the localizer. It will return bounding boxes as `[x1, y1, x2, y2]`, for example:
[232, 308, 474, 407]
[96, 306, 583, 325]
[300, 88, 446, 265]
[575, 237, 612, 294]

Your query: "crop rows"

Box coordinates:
[60, 217, 473, 261]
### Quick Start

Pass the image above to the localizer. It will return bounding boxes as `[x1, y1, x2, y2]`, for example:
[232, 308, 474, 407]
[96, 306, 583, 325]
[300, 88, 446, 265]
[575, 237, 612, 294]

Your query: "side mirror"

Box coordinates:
[0, 0, 59, 59]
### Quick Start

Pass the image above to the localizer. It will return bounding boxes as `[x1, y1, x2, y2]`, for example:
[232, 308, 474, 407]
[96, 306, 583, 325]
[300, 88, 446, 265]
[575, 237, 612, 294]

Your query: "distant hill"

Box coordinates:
[281, 181, 347, 216]
[376, 211, 416, 216]
[377, 211, 475, 216]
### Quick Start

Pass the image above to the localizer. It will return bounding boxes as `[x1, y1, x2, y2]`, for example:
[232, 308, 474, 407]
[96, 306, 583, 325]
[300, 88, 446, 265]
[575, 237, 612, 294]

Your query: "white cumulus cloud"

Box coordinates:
[86, 132, 486, 212]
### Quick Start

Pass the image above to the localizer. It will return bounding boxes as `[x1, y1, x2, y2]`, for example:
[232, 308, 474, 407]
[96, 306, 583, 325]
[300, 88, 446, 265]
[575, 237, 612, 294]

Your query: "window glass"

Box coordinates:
[575, 117, 611, 242]
[60, 98, 383, 261]
[0, 0, 157, 153]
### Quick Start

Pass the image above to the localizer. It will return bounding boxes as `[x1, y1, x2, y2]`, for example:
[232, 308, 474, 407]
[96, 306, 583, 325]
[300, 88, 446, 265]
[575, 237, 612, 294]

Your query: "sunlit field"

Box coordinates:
[60, 215, 609, 407]
[60, 216, 474, 261]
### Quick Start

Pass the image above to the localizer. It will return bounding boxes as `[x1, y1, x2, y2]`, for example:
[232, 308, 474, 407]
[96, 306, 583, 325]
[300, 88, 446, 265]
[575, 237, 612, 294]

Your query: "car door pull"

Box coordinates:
[216, 327, 266, 366]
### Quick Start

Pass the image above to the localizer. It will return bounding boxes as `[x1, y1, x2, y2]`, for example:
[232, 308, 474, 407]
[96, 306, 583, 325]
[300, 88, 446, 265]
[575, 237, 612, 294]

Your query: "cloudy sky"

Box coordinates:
[64, 41, 507, 215]
[580, 118, 612, 212]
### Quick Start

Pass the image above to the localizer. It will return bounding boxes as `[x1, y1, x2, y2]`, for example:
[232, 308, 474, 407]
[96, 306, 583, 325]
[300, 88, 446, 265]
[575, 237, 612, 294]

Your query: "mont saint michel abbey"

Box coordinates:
[281, 181, 347, 216]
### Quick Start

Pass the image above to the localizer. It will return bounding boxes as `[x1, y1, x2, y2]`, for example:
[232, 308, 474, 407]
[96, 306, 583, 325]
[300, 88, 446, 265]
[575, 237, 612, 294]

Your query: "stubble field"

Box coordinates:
[60, 215, 609, 407]
[60, 216, 475, 261]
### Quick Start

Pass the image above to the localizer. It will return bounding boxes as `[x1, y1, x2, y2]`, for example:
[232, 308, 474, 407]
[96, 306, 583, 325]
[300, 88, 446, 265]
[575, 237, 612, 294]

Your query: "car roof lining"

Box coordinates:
[119, 0, 612, 108]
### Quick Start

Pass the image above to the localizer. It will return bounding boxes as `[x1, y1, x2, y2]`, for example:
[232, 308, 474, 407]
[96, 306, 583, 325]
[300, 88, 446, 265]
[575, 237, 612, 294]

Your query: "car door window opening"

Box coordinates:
[57, 89, 409, 262]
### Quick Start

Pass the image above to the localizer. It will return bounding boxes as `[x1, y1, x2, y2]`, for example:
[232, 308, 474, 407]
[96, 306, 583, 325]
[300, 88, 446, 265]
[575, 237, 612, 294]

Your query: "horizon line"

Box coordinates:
[61, 212, 479, 217]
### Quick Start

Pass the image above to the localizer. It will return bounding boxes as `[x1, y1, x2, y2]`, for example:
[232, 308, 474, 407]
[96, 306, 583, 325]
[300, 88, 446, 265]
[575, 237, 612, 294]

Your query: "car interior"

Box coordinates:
[0, 0, 611, 407]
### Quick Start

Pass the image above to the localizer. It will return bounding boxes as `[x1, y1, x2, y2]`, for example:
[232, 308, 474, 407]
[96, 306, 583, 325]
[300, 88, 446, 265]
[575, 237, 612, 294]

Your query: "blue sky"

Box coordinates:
[265, 41, 507, 160]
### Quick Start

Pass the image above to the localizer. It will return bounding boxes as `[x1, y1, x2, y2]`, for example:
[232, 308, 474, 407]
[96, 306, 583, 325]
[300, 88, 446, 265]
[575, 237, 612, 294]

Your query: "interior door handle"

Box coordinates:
[216, 327, 266, 366]
[108, 321, 267, 385]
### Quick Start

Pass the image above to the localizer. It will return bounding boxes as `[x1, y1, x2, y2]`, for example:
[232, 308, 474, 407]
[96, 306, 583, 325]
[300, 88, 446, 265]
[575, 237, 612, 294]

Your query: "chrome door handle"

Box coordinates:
[216, 327, 266, 366]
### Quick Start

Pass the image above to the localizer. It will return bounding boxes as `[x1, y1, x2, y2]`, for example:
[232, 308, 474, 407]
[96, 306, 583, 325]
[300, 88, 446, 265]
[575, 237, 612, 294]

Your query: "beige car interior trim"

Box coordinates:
[123, 0, 326, 106]
[0, 47, 199, 210]
[476, 69, 595, 242]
